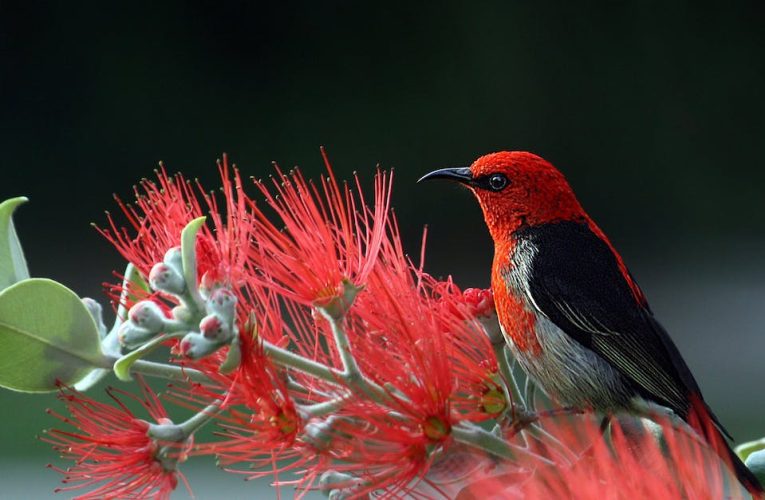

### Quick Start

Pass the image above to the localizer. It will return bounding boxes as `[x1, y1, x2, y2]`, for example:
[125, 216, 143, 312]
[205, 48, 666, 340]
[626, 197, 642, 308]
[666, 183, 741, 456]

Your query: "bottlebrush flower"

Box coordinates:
[43, 378, 190, 500]
[246, 148, 392, 308]
[294, 222, 503, 495]
[218, 326, 300, 442]
[96, 155, 255, 292]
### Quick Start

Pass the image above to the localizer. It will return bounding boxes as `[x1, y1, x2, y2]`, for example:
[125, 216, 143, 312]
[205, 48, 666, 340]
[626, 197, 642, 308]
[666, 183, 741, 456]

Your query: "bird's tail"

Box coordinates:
[688, 397, 763, 499]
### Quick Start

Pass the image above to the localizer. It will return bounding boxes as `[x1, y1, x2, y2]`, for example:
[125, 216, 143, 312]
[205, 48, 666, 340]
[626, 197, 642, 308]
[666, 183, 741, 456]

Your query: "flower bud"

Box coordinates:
[163, 246, 183, 273]
[199, 271, 223, 300]
[128, 300, 167, 333]
[206, 288, 237, 318]
[149, 262, 185, 295]
[462, 288, 495, 318]
[117, 321, 156, 349]
[179, 332, 220, 359]
[199, 313, 232, 342]
[172, 305, 193, 323]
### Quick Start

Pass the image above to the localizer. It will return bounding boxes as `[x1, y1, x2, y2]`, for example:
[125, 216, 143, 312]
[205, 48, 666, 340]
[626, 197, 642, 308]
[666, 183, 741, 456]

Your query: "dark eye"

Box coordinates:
[488, 173, 508, 191]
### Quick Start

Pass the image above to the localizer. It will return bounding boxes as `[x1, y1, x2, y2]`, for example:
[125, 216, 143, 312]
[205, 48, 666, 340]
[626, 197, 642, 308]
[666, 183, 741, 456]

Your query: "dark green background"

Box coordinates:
[2, 1, 764, 497]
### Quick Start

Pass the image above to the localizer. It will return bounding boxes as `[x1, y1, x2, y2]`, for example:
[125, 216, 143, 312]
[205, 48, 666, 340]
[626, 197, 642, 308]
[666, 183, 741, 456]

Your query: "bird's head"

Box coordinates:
[419, 151, 586, 240]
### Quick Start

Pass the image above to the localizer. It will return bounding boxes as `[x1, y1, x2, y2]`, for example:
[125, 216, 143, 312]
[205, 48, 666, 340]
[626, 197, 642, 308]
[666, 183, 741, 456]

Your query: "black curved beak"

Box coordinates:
[417, 167, 473, 185]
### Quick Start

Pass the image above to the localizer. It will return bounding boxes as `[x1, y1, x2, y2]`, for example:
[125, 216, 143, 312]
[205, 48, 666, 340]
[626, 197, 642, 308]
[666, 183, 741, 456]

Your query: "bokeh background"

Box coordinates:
[2, 1, 764, 497]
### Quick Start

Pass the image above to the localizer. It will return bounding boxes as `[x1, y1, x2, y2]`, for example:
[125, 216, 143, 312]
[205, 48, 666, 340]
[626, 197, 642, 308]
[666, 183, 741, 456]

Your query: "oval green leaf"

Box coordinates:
[0, 197, 30, 292]
[0, 278, 109, 392]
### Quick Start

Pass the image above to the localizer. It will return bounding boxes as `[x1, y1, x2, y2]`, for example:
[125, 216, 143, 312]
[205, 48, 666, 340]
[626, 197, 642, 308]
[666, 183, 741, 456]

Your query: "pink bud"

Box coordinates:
[162, 246, 183, 272]
[199, 271, 223, 300]
[199, 313, 231, 341]
[117, 322, 155, 348]
[149, 262, 185, 295]
[206, 288, 237, 317]
[128, 300, 166, 333]
[462, 288, 495, 318]
[179, 332, 220, 359]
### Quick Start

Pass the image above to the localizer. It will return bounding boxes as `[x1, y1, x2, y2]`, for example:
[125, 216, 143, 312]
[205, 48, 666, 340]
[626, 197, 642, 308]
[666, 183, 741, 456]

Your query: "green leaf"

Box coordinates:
[181, 217, 206, 307]
[219, 337, 241, 375]
[113, 333, 176, 382]
[0, 197, 30, 292]
[0, 278, 109, 392]
[736, 437, 765, 462]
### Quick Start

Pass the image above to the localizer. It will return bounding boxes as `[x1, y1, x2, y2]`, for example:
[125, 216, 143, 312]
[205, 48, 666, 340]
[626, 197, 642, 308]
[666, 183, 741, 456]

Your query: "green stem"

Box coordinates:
[499, 345, 526, 408]
[322, 313, 391, 404]
[322, 311, 361, 377]
[452, 422, 554, 465]
[131, 359, 212, 385]
[524, 376, 537, 412]
[262, 340, 344, 384]
[178, 402, 221, 437]
[300, 394, 351, 418]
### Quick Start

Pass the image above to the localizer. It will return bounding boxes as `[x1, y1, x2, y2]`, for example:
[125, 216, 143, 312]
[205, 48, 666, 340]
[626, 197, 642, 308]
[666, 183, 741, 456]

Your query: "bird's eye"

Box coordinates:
[487, 173, 508, 191]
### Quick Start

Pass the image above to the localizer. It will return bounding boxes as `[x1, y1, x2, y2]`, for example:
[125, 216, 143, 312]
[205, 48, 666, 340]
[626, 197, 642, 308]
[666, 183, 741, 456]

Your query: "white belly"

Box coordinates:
[501, 237, 637, 411]
[503, 315, 636, 412]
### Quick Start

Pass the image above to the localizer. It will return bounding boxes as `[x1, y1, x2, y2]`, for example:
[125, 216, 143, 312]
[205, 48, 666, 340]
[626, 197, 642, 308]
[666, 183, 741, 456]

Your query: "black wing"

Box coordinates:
[517, 220, 705, 421]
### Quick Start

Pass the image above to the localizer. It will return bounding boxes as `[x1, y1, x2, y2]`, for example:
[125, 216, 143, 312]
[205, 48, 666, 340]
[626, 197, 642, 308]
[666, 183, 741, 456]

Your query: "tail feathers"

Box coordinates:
[689, 399, 763, 498]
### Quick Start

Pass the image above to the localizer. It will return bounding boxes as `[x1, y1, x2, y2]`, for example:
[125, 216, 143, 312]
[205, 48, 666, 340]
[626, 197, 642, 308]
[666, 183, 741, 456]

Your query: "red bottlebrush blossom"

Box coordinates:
[246, 148, 392, 307]
[218, 328, 300, 443]
[293, 222, 502, 496]
[43, 379, 189, 500]
[96, 155, 255, 290]
[97, 164, 205, 278]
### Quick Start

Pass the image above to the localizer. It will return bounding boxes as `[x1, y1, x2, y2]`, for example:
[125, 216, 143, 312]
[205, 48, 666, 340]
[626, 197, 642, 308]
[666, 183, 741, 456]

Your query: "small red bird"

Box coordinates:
[420, 151, 762, 496]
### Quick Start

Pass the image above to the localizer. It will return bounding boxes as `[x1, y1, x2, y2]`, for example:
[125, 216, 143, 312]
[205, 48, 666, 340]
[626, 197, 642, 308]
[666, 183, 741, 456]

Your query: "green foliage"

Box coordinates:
[0, 278, 109, 392]
[0, 197, 30, 292]
[181, 216, 207, 305]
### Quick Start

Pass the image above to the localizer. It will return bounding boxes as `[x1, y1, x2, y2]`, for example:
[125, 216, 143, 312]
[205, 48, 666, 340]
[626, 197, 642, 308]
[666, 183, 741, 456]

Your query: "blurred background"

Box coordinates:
[1, 1, 764, 497]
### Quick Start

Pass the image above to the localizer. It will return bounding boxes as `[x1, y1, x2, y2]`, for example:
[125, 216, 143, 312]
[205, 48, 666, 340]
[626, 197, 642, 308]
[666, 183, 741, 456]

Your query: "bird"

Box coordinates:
[419, 151, 763, 497]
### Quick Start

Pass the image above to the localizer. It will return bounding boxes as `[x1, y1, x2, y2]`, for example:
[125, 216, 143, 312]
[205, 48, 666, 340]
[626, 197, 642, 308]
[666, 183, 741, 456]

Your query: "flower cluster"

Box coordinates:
[41, 152, 738, 499]
[43, 378, 191, 499]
